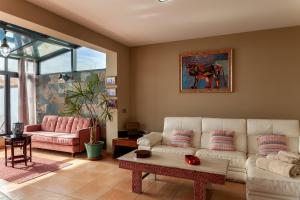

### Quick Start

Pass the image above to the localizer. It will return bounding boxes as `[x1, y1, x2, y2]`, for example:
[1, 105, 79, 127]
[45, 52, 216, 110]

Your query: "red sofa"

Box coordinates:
[24, 115, 92, 156]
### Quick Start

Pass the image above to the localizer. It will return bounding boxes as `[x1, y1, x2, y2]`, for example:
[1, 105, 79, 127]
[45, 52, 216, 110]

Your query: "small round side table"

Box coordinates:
[4, 134, 32, 168]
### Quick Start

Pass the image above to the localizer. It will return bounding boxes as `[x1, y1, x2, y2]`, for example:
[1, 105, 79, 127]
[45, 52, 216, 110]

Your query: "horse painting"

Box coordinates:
[180, 49, 232, 92]
[186, 63, 227, 89]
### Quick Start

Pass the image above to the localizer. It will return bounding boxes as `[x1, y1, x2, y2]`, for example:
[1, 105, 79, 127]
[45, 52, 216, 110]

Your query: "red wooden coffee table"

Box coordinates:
[118, 151, 229, 200]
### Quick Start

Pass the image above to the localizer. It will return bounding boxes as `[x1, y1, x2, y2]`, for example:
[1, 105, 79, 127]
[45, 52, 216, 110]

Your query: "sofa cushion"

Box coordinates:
[31, 131, 79, 146]
[55, 117, 74, 133]
[210, 130, 235, 151]
[52, 134, 79, 145]
[151, 145, 196, 155]
[170, 130, 193, 148]
[162, 117, 202, 148]
[246, 156, 300, 197]
[257, 134, 288, 155]
[31, 131, 66, 143]
[41, 115, 58, 132]
[201, 118, 247, 152]
[195, 149, 246, 169]
[247, 119, 300, 154]
[71, 117, 90, 133]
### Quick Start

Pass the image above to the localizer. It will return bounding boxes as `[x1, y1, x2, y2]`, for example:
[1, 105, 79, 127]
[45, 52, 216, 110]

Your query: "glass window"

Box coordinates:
[76, 47, 106, 71]
[7, 58, 18, 72]
[40, 51, 71, 74]
[0, 57, 4, 71]
[10, 77, 19, 127]
[0, 75, 4, 133]
[26, 61, 36, 74]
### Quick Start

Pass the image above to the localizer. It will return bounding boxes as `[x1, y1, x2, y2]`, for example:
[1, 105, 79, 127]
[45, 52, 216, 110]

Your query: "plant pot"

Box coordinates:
[85, 141, 104, 160]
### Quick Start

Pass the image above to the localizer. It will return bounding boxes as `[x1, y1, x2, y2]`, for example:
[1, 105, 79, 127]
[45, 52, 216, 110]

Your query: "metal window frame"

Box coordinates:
[0, 57, 19, 134]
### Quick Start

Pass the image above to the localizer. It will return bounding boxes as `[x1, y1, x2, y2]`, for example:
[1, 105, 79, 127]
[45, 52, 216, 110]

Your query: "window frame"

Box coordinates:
[0, 57, 19, 135]
[37, 48, 107, 75]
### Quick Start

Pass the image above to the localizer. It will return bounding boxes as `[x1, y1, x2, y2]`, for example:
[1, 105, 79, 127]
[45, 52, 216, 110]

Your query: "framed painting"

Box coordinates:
[107, 98, 117, 109]
[179, 48, 233, 93]
[107, 88, 117, 97]
[106, 76, 116, 86]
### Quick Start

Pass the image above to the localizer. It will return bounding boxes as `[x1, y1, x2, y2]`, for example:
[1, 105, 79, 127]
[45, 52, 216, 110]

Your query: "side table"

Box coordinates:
[112, 137, 138, 159]
[4, 134, 32, 168]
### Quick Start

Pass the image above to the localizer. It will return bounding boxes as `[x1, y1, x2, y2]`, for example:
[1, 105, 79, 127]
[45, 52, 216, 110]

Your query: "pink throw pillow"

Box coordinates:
[258, 134, 288, 156]
[210, 130, 235, 151]
[170, 130, 193, 148]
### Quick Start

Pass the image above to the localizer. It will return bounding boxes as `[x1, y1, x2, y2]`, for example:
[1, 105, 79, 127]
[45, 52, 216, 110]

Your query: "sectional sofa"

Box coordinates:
[137, 117, 300, 200]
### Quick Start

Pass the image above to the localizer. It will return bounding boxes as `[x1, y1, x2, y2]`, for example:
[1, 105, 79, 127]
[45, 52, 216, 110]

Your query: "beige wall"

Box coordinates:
[130, 26, 300, 132]
[0, 0, 131, 131]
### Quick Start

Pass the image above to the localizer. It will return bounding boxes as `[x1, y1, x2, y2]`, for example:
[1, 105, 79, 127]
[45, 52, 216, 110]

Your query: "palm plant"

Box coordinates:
[63, 74, 112, 144]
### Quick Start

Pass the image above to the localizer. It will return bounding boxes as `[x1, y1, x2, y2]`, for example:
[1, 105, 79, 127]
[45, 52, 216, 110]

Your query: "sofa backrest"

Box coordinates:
[71, 117, 91, 133]
[201, 118, 247, 152]
[247, 119, 300, 154]
[55, 116, 74, 133]
[163, 117, 202, 148]
[41, 115, 59, 132]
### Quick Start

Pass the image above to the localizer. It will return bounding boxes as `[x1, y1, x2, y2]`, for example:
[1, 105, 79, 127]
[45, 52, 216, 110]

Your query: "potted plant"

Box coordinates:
[63, 74, 112, 160]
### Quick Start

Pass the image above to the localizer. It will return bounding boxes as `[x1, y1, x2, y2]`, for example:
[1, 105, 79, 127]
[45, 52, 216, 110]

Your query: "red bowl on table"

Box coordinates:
[185, 155, 201, 165]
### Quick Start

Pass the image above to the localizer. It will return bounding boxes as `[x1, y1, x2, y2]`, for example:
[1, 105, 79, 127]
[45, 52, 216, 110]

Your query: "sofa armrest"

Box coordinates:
[137, 132, 162, 148]
[24, 124, 41, 132]
[76, 128, 90, 152]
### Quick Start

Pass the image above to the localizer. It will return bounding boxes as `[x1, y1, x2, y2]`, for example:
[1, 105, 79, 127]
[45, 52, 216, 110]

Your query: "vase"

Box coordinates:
[85, 141, 104, 160]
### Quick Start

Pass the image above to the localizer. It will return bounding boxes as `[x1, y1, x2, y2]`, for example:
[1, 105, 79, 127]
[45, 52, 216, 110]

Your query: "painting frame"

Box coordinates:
[106, 76, 117, 86]
[107, 98, 118, 109]
[179, 48, 233, 93]
[106, 88, 117, 97]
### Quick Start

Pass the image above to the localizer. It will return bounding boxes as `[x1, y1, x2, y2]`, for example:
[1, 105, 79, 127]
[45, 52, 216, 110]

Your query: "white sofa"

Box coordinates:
[246, 119, 300, 200]
[137, 117, 300, 199]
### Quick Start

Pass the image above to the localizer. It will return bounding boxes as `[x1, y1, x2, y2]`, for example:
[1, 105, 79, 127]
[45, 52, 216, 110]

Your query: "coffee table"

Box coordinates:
[118, 151, 229, 200]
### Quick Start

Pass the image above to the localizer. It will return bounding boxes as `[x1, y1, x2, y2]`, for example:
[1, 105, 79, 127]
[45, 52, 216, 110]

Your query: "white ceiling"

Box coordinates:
[27, 0, 300, 47]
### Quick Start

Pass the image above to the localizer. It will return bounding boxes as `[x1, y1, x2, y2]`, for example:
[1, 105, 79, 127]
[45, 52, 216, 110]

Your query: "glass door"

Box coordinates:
[0, 75, 5, 133]
[10, 77, 19, 128]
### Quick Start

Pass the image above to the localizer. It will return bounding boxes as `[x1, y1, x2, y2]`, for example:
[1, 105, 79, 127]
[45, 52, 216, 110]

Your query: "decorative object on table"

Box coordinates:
[4, 134, 32, 168]
[135, 150, 152, 158]
[12, 122, 24, 136]
[0, 156, 71, 183]
[185, 155, 201, 165]
[106, 76, 116, 85]
[63, 74, 112, 160]
[107, 98, 118, 109]
[106, 87, 117, 97]
[179, 48, 233, 93]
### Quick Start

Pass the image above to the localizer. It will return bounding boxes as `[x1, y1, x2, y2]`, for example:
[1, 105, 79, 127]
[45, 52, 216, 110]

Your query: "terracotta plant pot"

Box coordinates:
[85, 141, 104, 160]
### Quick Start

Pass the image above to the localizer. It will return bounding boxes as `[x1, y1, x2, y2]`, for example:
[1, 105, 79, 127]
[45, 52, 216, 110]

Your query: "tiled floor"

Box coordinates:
[0, 149, 246, 200]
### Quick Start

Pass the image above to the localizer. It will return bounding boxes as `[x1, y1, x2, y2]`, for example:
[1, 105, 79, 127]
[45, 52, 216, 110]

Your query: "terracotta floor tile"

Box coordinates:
[97, 188, 138, 200]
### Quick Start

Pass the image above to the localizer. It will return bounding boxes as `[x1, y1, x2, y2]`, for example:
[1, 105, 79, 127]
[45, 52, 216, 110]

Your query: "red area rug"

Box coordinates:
[0, 157, 72, 183]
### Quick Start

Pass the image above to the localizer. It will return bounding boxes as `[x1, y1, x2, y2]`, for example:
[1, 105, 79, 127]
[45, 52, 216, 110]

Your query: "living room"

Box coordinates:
[0, 0, 300, 200]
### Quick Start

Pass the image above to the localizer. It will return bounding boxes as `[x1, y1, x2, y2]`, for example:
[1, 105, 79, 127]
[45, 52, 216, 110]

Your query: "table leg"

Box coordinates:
[24, 143, 27, 166]
[29, 142, 32, 162]
[132, 170, 142, 194]
[4, 144, 7, 166]
[194, 179, 207, 200]
[11, 145, 14, 168]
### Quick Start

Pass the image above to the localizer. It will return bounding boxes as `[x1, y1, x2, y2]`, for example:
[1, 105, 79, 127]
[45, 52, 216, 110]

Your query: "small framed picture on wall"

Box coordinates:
[107, 99, 117, 109]
[107, 88, 117, 97]
[106, 76, 116, 86]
